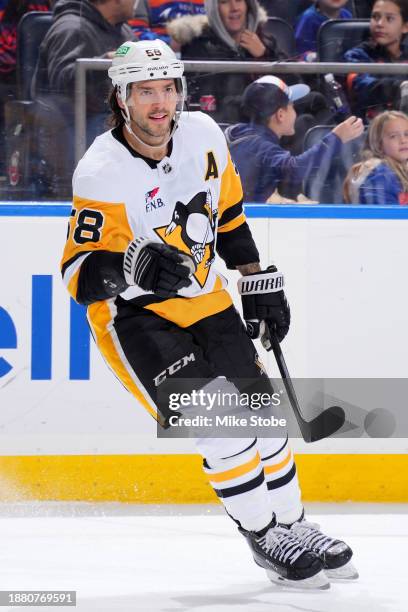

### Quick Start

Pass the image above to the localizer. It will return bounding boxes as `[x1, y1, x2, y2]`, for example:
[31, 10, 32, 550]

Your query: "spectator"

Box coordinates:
[33, 0, 135, 122]
[343, 110, 408, 204]
[0, 0, 51, 176]
[167, 0, 287, 123]
[129, 0, 205, 46]
[226, 75, 364, 202]
[295, 0, 352, 60]
[344, 0, 408, 120]
[31, 0, 135, 195]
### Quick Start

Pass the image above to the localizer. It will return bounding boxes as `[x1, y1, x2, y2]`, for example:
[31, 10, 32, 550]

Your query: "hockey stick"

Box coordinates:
[262, 328, 345, 443]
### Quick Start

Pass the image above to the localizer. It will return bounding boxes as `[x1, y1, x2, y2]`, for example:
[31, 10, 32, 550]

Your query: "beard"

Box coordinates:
[130, 110, 173, 142]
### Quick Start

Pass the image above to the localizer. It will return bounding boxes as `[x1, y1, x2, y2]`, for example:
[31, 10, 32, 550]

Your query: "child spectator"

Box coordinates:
[130, 0, 205, 46]
[295, 0, 352, 60]
[226, 75, 364, 202]
[344, 0, 408, 119]
[343, 110, 408, 204]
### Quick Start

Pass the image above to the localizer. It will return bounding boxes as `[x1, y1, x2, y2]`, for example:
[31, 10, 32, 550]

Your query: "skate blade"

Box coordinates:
[266, 569, 330, 590]
[325, 560, 359, 581]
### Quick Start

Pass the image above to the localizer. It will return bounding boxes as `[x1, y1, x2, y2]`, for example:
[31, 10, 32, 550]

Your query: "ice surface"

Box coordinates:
[0, 503, 406, 612]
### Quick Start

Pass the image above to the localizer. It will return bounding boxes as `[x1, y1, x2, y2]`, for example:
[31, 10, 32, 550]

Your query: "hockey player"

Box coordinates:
[60, 39, 357, 588]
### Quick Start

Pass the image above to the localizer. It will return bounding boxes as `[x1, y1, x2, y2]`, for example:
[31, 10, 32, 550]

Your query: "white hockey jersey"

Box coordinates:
[61, 112, 249, 328]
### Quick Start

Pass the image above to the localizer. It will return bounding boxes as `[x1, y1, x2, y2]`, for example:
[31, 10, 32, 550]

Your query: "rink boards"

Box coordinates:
[0, 203, 407, 503]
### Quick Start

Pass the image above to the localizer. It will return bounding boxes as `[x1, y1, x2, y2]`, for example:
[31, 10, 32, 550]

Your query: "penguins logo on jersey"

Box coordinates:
[154, 190, 218, 288]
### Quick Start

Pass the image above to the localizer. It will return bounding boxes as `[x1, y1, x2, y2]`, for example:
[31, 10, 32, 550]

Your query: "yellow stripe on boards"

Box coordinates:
[0, 455, 407, 502]
[207, 452, 261, 483]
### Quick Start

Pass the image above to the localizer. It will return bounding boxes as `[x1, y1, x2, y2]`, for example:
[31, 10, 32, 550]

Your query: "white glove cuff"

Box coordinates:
[123, 237, 155, 286]
[238, 270, 284, 295]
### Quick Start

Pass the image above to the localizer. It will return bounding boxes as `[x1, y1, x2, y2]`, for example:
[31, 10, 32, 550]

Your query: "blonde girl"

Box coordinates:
[344, 110, 408, 204]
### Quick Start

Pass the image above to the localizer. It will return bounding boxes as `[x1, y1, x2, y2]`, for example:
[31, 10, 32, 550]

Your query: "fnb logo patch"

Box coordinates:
[145, 187, 165, 212]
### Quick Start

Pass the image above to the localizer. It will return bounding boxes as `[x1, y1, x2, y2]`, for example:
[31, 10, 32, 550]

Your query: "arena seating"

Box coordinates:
[317, 18, 369, 62]
[264, 17, 296, 57]
[260, 1, 355, 26]
[3, 11, 52, 198]
[302, 124, 366, 203]
[17, 11, 52, 99]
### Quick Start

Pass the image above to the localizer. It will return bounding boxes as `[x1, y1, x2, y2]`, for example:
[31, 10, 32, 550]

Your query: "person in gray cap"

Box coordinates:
[226, 76, 364, 202]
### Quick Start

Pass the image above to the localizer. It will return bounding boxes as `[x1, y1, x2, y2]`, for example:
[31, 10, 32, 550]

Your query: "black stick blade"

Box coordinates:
[307, 405, 346, 443]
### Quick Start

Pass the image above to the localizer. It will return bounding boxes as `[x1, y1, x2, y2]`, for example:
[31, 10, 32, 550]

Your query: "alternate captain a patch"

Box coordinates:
[205, 151, 219, 181]
[154, 190, 218, 288]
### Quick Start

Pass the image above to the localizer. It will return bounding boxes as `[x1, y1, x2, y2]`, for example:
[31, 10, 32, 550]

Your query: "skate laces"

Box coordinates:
[291, 520, 335, 554]
[257, 526, 306, 565]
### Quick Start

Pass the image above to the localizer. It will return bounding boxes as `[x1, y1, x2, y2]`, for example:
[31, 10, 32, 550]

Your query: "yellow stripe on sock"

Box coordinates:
[263, 449, 292, 475]
[207, 452, 261, 483]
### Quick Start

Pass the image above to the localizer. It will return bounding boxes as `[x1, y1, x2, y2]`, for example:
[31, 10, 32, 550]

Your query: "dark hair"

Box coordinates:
[108, 86, 125, 128]
[372, 0, 408, 22]
[241, 83, 289, 125]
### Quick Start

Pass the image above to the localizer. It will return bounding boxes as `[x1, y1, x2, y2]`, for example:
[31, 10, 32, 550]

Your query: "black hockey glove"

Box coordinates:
[238, 265, 290, 345]
[123, 238, 196, 298]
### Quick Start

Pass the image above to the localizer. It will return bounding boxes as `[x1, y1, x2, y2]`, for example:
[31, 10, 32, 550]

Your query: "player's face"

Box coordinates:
[370, 1, 408, 48]
[380, 118, 408, 162]
[218, 0, 247, 36]
[126, 79, 179, 144]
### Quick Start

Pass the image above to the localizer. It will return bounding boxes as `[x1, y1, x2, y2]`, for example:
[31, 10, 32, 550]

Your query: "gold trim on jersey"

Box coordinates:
[88, 300, 158, 421]
[62, 252, 91, 298]
[145, 283, 232, 328]
[218, 151, 244, 219]
[217, 212, 246, 234]
[61, 197, 133, 299]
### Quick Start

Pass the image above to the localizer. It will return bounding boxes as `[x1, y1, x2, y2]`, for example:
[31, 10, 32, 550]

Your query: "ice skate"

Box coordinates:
[239, 516, 330, 590]
[287, 519, 358, 580]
